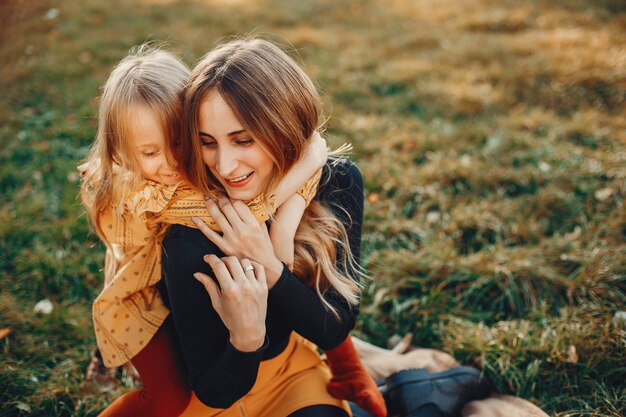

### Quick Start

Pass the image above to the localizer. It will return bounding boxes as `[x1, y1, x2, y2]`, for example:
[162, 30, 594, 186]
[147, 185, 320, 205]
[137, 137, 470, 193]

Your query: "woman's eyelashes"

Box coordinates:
[200, 137, 253, 147]
[234, 138, 253, 146]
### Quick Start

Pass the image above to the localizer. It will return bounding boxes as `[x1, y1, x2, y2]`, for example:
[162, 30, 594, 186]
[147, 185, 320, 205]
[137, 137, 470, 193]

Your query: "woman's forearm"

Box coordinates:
[267, 161, 365, 349]
[268, 266, 358, 350]
[162, 232, 266, 408]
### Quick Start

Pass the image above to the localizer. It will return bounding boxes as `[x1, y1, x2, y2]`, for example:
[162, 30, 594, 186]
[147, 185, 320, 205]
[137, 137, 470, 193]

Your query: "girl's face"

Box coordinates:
[128, 105, 182, 185]
[197, 90, 274, 201]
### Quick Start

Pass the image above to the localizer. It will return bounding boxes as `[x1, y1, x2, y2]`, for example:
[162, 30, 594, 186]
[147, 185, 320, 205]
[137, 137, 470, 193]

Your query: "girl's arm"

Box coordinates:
[272, 132, 326, 206]
[269, 194, 306, 271]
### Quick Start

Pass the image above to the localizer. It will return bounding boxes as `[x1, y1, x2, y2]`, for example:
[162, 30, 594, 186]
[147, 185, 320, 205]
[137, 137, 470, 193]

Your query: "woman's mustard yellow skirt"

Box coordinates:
[180, 332, 351, 417]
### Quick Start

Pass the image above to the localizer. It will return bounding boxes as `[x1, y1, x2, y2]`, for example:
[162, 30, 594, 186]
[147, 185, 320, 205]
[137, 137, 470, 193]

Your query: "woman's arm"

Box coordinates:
[266, 267, 359, 350]
[266, 160, 365, 350]
[162, 231, 268, 408]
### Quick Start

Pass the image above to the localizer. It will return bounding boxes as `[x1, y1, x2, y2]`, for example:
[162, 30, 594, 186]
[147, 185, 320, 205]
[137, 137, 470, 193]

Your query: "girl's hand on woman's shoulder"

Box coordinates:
[306, 131, 328, 168]
[192, 198, 284, 287]
[194, 255, 268, 352]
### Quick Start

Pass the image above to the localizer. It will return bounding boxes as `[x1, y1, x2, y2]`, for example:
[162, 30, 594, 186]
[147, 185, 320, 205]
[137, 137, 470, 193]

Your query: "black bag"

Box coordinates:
[379, 367, 492, 417]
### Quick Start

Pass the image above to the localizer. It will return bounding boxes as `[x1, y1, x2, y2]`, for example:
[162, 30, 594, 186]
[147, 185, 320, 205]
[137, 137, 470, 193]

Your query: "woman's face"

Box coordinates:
[197, 90, 274, 201]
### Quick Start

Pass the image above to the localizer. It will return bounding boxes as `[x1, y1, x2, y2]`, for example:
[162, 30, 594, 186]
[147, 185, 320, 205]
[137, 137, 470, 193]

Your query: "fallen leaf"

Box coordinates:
[594, 187, 614, 201]
[34, 299, 53, 315]
[0, 328, 13, 340]
[567, 345, 579, 363]
[16, 402, 31, 412]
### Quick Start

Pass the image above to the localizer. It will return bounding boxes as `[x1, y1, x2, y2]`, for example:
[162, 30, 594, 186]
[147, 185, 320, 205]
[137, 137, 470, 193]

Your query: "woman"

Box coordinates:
[161, 38, 366, 417]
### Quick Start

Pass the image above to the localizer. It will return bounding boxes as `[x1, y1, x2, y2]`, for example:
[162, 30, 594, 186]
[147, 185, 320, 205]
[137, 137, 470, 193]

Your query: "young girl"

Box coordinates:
[80, 44, 384, 417]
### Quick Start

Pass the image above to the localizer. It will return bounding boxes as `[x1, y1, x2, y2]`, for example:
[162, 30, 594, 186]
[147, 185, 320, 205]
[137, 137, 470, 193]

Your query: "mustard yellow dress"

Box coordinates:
[181, 333, 351, 417]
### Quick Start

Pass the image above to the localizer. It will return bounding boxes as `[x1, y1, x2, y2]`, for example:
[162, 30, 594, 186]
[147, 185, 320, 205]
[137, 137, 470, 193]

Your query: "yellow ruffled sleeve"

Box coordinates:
[147, 182, 276, 230]
[152, 170, 322, 230]
[92, 181, 175, 367]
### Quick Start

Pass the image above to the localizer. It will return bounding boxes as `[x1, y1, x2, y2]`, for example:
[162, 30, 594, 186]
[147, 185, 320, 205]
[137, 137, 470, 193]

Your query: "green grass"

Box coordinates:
[1, 0, 625, 416]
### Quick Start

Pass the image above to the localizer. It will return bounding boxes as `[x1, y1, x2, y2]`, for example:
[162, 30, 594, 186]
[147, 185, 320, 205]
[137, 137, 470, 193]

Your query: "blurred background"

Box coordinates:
[1, 0, 624, 415]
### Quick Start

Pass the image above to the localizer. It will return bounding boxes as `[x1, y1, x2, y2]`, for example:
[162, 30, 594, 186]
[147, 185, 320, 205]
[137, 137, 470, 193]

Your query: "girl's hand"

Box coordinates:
[192, 198, 284, 287]
[194, 255, 267, 352]
[306, 131, 328, 169]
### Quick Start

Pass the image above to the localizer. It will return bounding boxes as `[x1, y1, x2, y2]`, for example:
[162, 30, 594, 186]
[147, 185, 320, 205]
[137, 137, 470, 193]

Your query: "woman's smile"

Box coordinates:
[224, 171, 254, 187]
[198, 90, 274, 201]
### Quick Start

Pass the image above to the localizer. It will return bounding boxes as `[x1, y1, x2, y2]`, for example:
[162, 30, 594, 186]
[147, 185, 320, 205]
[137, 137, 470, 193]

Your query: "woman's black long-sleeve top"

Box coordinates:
[160, 160, 364, 408]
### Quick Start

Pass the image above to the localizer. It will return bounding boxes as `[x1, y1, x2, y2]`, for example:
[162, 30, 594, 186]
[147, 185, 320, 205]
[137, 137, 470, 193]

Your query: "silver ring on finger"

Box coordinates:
[243, 264, 254, 273]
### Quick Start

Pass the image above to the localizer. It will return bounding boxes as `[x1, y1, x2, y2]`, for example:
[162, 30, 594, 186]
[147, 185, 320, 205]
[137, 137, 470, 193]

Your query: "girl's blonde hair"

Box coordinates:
[181, 38, 362, 313]
[80, 44, 190, 240]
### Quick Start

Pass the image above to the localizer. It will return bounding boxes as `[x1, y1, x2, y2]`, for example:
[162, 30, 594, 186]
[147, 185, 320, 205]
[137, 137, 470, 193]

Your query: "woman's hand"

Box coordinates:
[192, 198, 284, 287]
[194, 255, 268, 352]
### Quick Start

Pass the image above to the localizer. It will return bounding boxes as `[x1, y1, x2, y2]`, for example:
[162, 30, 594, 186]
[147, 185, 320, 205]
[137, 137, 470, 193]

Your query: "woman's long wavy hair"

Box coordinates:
[180, 38, 362, 314]
[80, 44, 190, 240]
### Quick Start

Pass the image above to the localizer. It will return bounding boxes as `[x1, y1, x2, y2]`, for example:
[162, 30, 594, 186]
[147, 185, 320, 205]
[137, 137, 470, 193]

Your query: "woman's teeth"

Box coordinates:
[229, 173, 252, 183]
